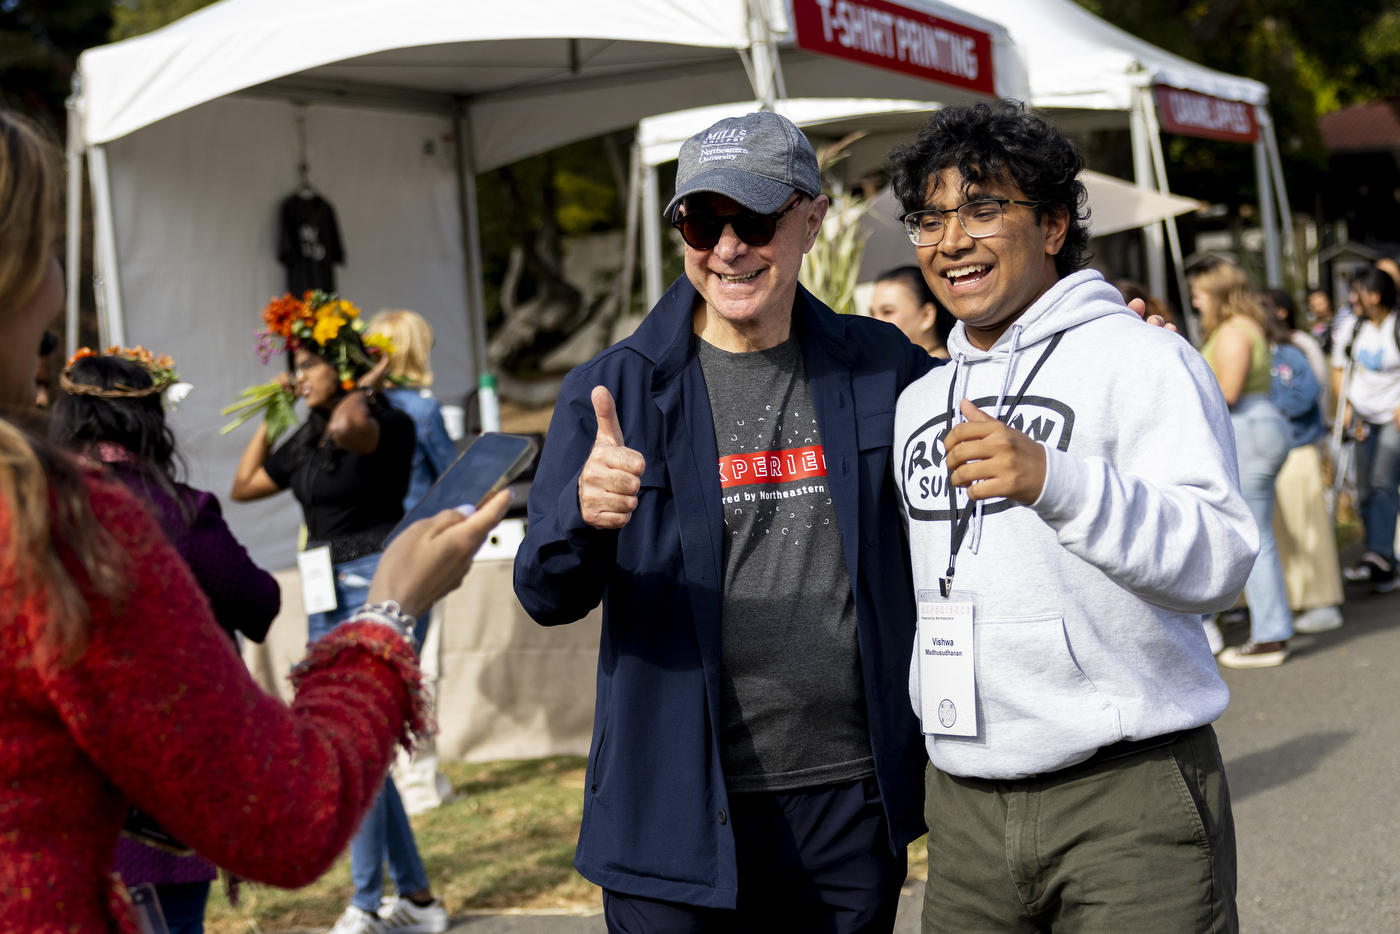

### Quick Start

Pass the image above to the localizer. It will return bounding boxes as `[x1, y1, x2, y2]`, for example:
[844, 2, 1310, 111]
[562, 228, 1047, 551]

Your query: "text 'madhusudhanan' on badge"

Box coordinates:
[916, 590, 978, 738]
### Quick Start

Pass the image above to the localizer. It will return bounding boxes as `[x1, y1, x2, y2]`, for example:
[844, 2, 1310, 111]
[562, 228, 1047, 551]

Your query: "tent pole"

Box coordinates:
[453, 102, 489, 392]
[1142, 91, 1198, 344]
[87, 144, 124, 348]
[642, 163, 663, 311]
[64, 84, 83, 359]
[747, 0, 780, 110]
[1129, 88, 1167, 301]
[619, 141, 641, 322]
[1254, 129, 1282, 288]
[1259, 107, 1298, 293]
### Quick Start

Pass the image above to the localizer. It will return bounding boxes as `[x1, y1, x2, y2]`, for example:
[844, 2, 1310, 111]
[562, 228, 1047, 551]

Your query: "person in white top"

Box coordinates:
[1332, 266, 1400, 590]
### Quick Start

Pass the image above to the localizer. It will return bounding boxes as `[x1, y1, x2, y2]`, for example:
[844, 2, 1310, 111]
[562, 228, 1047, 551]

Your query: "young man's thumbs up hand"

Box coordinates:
[579, 386, 647, 529]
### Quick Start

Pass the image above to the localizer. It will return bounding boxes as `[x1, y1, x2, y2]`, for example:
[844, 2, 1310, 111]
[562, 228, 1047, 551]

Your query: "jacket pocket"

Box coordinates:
[974, 615, 1122, 767]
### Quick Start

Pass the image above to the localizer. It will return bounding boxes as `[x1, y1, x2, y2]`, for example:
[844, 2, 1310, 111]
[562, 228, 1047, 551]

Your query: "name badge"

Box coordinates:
[916, 590, 977, 737]
[297, 545, 338, 615]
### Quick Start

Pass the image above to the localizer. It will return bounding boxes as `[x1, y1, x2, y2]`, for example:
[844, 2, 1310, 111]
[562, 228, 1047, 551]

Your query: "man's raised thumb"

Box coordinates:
[592, 386, 626, 447]
[959, 399, 994, 422]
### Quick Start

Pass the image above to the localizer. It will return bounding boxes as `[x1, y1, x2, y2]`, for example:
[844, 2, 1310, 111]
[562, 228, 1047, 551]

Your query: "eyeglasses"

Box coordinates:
[901, 198, 1044, 247]
[293, 359, 330, 380]
[671, 193, 803, 250]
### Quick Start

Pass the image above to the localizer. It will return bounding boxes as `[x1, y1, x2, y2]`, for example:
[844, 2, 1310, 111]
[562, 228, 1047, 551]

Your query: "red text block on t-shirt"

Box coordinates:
[719, 444, 828, 488]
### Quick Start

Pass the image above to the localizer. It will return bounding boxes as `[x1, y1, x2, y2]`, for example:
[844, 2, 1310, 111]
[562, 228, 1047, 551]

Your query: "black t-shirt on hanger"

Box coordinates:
[278, 193, 344, 295]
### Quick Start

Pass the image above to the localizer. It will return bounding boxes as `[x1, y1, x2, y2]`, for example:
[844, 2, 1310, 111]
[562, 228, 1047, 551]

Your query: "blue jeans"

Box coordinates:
[1355, 421, 1400, 564]
[1231, 396, 1293, 643]
[306, 552, 432, 911]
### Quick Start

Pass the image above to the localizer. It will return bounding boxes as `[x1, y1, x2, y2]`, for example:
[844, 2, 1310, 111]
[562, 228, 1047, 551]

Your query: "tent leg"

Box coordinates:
[64, 90, 83, 359]
[1259, 107, 1298, 292]
[746, 0, 783, 110]
[642, 163, 663, 311]
[1129, 89, 1167, 300]
[1142, 92, 1199, 344]
[454, 103, 489, 393]
[1255, 134, 1282, 288]
[619, 141, 642, 323]
[87, 144, 124, 348]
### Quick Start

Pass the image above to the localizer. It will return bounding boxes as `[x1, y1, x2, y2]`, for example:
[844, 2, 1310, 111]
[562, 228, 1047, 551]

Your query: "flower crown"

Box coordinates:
[61, 345, 182, 399]
[256, 290, 394, 390]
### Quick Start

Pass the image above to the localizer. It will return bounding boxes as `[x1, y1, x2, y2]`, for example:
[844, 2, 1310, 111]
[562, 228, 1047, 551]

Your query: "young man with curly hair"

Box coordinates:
[888, 102, 1257, 933]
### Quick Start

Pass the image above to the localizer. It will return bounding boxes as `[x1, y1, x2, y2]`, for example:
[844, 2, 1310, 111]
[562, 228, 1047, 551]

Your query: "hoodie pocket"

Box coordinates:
[975, 614, 1123, 762]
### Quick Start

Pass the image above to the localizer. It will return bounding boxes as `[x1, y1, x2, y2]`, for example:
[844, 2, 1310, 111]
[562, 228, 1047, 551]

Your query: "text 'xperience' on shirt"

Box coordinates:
[696, 333, 874, 794]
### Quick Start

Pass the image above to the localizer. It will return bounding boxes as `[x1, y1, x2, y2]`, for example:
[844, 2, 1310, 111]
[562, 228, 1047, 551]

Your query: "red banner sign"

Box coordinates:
[1155, 85, 1259, 143]
[718, 444, 828, 489]
[792, 0, 996, 97]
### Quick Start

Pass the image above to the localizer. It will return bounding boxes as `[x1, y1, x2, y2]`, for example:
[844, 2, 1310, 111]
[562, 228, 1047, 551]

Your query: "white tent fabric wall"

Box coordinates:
[110, 96, 473, 571]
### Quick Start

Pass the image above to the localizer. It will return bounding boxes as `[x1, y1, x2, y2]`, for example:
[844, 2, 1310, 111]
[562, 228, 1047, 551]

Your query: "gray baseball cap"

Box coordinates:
[665, 111, 823, 217]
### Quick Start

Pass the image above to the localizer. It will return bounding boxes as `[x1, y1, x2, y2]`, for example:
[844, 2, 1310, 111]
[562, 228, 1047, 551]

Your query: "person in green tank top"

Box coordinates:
[1191, 259, 1294, 668]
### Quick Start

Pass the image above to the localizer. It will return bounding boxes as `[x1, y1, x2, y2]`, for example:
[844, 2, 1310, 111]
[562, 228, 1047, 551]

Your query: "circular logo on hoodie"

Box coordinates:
[938, 699, 957, 728]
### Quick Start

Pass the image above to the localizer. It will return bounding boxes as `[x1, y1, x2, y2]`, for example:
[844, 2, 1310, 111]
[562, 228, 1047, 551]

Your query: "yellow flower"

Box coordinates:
[313, 313, 347, 345]
[363, 333, 396, 356]
[337, 300, 360, 320]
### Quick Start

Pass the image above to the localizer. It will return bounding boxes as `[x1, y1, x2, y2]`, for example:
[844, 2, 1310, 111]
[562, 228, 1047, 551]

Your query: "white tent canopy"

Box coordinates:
[70, 0, 1025, 570]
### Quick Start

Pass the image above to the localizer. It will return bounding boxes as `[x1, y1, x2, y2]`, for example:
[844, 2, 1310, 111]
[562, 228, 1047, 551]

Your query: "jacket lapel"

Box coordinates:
[795, 287, 862, 587]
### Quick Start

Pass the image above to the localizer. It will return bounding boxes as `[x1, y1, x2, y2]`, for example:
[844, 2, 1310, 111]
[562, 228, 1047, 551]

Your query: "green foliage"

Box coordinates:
[0, 0, 111, 133]
[109, 0, 217, 41]
[1072, 0, 1400, 211]
[799, 191, 872, 314]
[220, 382, 298, 443]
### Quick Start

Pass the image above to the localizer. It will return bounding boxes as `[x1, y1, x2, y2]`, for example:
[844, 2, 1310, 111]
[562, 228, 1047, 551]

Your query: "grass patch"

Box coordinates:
[204, 757, 599, 933]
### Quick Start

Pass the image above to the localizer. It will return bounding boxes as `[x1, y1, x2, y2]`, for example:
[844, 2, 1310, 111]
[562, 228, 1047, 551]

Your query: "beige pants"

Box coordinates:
[1273, 444, 1344, 611]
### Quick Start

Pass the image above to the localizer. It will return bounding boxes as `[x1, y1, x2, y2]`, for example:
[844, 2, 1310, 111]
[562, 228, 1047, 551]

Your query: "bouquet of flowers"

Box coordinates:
[221, 290, 395, 443]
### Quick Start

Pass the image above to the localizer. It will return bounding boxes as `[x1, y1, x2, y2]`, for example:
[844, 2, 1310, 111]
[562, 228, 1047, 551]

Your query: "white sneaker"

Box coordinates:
[328, 906, 380, 934]
[1293, 606, 1344, 634]
[1203, 616, 1225, 656]
[376, 897, 448, 934]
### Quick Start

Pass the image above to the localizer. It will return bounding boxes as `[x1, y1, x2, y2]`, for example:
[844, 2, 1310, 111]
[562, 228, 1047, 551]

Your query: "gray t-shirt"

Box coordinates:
[696, 333, 874, 794]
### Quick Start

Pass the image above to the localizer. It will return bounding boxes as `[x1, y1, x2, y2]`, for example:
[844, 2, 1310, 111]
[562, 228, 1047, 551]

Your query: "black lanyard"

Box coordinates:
[940, 331, 1065, 597]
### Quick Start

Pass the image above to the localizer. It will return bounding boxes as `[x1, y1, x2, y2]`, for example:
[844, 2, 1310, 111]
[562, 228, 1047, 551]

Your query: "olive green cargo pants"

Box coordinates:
[922, 725, 1237, 934]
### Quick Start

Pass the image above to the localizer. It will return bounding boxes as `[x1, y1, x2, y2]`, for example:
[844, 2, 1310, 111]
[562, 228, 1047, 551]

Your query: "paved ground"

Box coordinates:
[449, 570, 1400, 934]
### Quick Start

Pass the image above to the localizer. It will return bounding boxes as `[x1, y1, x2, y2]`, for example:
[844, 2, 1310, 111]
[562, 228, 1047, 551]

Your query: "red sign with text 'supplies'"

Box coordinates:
[791, 0, 996, 97]
[1154, 85, 1259, 143]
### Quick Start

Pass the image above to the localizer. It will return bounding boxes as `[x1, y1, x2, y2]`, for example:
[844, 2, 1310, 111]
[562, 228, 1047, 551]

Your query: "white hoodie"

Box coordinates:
[895, 269, 1258, 780]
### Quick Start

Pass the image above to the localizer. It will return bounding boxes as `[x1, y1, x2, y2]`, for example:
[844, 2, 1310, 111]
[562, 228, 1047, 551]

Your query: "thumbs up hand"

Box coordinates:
[943, 399, 1046, 505]
[579, 386, 648, 529]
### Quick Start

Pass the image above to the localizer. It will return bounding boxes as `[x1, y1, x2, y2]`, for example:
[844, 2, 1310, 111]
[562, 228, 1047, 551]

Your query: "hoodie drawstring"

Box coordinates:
[970, 324, 1023, 554]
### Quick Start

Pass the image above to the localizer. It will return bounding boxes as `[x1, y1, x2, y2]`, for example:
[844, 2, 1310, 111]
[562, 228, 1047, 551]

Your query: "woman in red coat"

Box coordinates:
[0, 112, 508, 933]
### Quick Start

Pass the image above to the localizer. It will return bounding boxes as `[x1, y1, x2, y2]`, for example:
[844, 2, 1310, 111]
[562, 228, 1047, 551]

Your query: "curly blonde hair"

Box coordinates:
[1191, 261, 1279, 341]
[366, 309, 435, 388]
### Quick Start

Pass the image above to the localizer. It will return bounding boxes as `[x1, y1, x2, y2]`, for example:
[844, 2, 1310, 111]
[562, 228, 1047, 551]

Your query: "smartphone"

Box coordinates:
[384, 432, 538, 546]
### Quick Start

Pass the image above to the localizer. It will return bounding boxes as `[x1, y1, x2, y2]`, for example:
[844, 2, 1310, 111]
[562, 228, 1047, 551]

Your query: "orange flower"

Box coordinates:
[65, 347, 96, 369]
[341, 379, 356, 391]
[262, 294, 309, 338]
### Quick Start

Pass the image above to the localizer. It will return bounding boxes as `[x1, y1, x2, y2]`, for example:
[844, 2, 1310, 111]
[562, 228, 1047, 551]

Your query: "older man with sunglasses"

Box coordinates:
[515, 112, 937, 932]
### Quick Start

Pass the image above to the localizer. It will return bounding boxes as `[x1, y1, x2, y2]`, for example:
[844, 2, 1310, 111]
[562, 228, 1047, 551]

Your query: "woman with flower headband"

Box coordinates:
[0, 106, 509, 934]
[52, 345, 282, 933]
[230, 293, 448, 934]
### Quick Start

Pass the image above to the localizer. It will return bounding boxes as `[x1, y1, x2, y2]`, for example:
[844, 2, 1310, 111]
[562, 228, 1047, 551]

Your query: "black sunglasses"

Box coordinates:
[670, 193, 803, 250]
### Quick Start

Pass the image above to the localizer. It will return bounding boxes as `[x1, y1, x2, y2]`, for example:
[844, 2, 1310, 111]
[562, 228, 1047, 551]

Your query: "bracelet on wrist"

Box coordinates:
[351, 601, 418, 650]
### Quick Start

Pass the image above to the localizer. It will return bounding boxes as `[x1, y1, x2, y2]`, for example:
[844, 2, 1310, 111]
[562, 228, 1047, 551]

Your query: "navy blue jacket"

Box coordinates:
[513, 277, 939, 909]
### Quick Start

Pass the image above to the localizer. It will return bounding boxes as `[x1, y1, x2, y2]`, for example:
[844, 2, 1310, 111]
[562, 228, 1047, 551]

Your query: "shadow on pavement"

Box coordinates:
[1223, 731, 1353, 803]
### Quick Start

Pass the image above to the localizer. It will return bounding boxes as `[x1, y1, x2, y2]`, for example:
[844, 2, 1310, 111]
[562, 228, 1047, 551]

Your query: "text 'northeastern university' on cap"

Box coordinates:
[665, 111, 823, 218]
